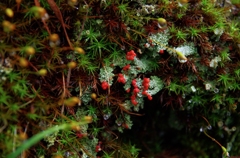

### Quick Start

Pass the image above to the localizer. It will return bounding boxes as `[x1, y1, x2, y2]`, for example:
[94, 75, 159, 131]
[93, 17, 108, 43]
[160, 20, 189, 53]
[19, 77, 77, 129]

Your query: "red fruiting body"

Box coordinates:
[95, 142, 102, 152]
[118, 78, 125, 83]
[131, 99, 138, 105]
[143, 78, 150, 83]
[126, 88, 131, 93]
[132, 79, 137, 87]
[142, 90, 148, 96]
[133, 87, 140, 93]
[76, 132, 84, 139]
[159, 49, 164, 54]
[142, 78, 150, 90]
[131, 95, 136, 100]
[143, 83, 149, 89]
[147, 95, 153, 100]
[126, 50, 136, 61]
[122, 123, 129, 129]
[101, 81, 109, 90]
[118, 73, 126, 84]
[123, 64, 131, 71]
[95, 145, 101, 152]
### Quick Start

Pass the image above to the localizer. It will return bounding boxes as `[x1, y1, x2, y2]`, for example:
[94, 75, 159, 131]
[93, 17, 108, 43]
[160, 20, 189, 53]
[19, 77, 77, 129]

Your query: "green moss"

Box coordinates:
[0, 0, 240, 157]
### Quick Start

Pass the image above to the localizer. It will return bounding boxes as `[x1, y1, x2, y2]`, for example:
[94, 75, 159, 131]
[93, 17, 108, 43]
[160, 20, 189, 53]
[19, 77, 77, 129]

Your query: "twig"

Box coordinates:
[61, 72, 66, 114]
[47, 0, 72, 48]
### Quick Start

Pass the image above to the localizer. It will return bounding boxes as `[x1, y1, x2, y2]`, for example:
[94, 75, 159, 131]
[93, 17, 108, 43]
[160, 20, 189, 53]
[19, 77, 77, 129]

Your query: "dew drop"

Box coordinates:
[191, 86, 196, 92]
[231, 126, 236, 132]
[64, 152, 70, 157]
[103, 114, 110, 120]
[214, 88, 219, 93]
[178, 58, 187, 63]
[207, 125, 212, 130]
[182, 93, 186, 98]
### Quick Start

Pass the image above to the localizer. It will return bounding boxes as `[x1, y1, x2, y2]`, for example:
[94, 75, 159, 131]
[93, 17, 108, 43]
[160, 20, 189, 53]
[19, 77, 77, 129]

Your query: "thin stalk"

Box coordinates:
[203, 130, 229, 157]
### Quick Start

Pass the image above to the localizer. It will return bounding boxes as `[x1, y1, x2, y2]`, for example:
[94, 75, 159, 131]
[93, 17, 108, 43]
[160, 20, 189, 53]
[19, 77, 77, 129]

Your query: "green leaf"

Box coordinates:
[102, 151, 115, 158]
[0, 87, 11, 105]
[129, 144, 141, 156]
[8, 103, 21, 113]
[217, 74, 233, 88]
[7, 72, 19, 82]
[87, 38, 109, 58]
[82, 26, 101, 43]
[167, 81, 187, 95]
[26, 113, 39, 120]
[11, 82, 28, 98]
[211, 94, 223, 104]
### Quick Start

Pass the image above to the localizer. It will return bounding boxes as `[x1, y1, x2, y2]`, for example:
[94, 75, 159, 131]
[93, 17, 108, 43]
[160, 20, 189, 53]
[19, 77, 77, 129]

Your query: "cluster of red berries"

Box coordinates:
[126, 50, 136, 60]
[131, 79, 139, 105]
[131, 95, 138, 106]
[101, 81, 109, 90]
[129, 78, 153, 105]
[117, 73, 126, 84]
[141, 78, 152, 100]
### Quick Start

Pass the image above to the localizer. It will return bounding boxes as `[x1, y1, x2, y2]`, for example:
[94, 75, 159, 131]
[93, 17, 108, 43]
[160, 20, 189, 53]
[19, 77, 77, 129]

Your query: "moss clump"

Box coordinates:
[0, 0, 240, 157]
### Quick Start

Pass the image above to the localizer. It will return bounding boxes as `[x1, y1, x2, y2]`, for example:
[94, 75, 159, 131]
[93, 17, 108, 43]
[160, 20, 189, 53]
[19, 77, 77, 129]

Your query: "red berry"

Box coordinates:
[123, 64, 131, 71]
[122, 123, 129, 129]
[133, 88, 140, 93]
[159, 49, 164, 54]
[76, 132, 83, 138]
[118, 74, 126, 84]
[143, 83, 149, 89]
[126, 88, 131, 93]
[142, 90, 148, 96]
[95, 145, 101, 152]
[132, 79, 137, 85]
[76, 132, 87, 139]
[118, 77, 126, 84]
[131, 99, 138, 105]
[143, 78, 150, 83]
[118, 73, 123, 77]
[126, 50, 136, 61]
[147, 95, 153, 100]
[131, 95, 136, 100]
[101, 81, 109, 90]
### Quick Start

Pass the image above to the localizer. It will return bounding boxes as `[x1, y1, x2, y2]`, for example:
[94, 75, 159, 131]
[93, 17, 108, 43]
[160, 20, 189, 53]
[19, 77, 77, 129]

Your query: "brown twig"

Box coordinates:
[47, 0, 73, 49]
